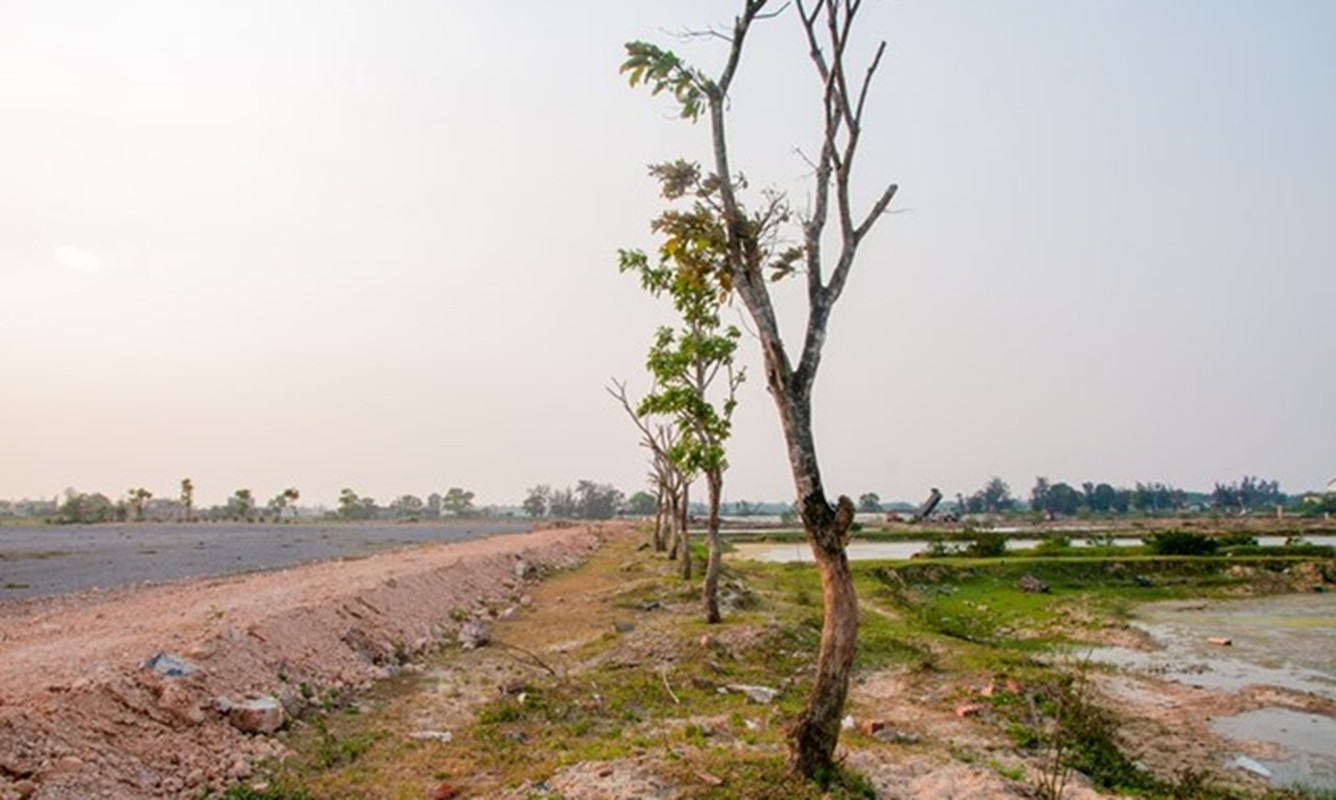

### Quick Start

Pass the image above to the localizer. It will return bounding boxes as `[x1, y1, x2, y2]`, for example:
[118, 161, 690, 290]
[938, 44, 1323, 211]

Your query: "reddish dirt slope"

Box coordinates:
[0, 524, 610, 800]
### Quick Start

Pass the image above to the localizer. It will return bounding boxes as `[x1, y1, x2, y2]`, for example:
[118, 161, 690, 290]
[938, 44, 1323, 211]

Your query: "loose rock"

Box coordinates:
[143, 651, 199, 678]
[225, 697, 285, 734]
[458, 620, 491, 650]
[1018, 574, 1049, 593]
[724, 684, 779, 704]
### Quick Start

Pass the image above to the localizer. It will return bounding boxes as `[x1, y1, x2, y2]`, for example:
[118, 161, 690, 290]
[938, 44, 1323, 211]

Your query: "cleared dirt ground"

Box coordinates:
[0, 524, 606, 799]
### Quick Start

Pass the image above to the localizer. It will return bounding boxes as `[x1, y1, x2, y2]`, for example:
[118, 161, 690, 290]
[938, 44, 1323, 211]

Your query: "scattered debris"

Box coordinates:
[410, 730, 453, 743]
[642, 600, 663, 612]
[841, 714, 856, 730]
[1018, 574, 1050, 594]
[431, 780, 459, 799]
[696, 770, 724, 786]
[954, 703, 984, 718]
[660, 668, 680, 705]
[613, 621, 636, 634]
[1207, 637, 1233, 647]
[873, 728, 920, 745]
[143, 651, 198, 678]
[1233, 755, 1272, 778]
[722, 684, 779, 704]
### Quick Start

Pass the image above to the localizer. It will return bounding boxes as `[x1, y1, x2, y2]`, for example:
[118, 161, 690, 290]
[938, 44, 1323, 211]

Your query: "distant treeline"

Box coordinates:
[963, 475, 1331, 518]
[2, 479, 630, 525]
[4, 474, 1332, 525]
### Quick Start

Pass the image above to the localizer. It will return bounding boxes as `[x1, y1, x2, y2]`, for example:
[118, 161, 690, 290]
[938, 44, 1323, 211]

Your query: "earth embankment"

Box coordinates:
[0, 523, 611, 800]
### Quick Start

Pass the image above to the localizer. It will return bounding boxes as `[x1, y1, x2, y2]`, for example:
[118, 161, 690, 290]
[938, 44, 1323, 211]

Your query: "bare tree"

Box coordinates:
[608, 380, 691, 571]
[623, 0, 897, 776]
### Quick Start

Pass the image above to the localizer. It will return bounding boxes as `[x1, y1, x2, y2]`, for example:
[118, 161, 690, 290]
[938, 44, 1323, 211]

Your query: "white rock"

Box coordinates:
[1233, 755, 1272, 778]
[725, 684, 779, 704]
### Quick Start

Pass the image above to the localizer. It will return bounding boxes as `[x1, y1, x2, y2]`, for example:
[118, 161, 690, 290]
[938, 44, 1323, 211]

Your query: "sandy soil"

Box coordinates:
[0, 523, 608, 800]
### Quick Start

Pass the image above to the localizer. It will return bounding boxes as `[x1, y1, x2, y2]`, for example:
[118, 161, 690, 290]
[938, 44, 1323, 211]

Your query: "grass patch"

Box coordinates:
[250, 531, 1334, 799]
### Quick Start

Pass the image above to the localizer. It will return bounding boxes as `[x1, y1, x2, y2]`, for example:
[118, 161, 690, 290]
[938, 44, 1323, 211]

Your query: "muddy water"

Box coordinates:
[1091, 594, 1336, 696]
[1213, 708, 1336, 788]
[1090, 594, 1336, 789]
[731, 536, 1336, 563]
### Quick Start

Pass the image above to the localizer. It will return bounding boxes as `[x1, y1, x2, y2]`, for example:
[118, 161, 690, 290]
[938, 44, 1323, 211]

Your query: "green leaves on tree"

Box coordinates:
[621, 42, 709, 121]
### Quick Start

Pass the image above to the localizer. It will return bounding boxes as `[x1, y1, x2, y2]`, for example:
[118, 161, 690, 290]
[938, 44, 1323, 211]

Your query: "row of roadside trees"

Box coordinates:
[32, 480, 634, 524]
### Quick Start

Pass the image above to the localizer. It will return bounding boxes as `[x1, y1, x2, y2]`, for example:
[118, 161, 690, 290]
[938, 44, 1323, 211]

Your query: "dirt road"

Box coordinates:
[0, 521, 532, 602]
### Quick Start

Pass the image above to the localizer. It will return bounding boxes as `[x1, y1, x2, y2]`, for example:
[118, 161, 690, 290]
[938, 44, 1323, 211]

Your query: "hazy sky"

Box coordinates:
[3, 1, 1333, 508]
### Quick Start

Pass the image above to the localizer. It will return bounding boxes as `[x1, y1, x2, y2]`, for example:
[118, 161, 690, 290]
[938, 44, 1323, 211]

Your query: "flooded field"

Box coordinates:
[1093, 594, 1336, 790]
[1089, 594, 1336, 696]
[731, 535, 1336, 563]
[729, 538, 1336, 788]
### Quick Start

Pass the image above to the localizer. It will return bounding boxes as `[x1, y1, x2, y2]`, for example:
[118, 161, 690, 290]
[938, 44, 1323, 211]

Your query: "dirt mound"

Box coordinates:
[0, 524, 610, 800]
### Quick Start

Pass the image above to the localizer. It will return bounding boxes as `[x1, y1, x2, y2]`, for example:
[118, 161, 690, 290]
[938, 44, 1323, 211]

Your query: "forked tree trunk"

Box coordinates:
[703, 468, 724, 623]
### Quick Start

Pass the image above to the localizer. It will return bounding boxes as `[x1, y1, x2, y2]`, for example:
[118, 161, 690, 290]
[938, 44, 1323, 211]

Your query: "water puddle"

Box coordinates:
[1089, 594, 1336, 696]
[1089, 594, 1336, 788]
[1212, 709, 1336, 789]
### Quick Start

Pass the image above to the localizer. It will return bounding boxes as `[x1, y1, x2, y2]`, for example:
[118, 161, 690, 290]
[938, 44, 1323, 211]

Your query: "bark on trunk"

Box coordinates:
[653, 485, 667, 552]
[786, 500, 858, 776]
[679, 482, 692, 580]
[762, 380, 859, 777]
[703, 468, 724, 624]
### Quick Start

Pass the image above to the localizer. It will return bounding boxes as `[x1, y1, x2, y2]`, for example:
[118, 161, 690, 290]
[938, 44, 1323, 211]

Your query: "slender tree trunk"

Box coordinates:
[703, 468, 724, 623]
[667, 486, 681, 561]
[764, 378, 859, 777]
[787, 494, 858, 775]
[679, 482, 692, 580]
[654, 484, 667, 551]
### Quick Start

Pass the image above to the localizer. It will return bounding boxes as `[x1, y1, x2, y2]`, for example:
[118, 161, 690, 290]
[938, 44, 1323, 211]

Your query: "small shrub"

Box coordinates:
[923, 536, 957, 557]
[309, 717, 385, 769]
[1034, 536, 1071, 555]
[965, 531, 1008, 558]
[1142, 530, 1219, 556]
